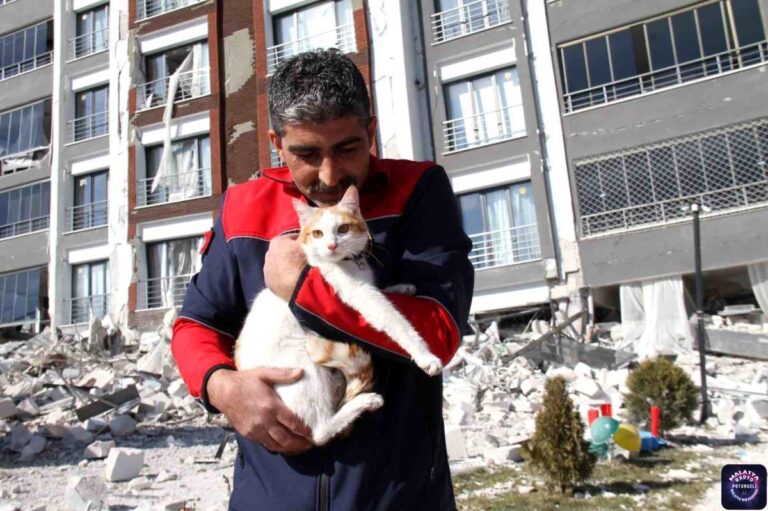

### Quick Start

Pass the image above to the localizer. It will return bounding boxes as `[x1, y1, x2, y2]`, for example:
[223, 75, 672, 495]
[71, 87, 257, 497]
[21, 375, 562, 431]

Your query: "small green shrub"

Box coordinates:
[523, 376, 596, 495]
[625, 357, 699, 435]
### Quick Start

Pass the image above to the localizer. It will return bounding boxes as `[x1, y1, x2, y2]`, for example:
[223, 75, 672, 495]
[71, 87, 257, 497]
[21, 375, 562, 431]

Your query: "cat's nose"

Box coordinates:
[327, 243, 337, 252]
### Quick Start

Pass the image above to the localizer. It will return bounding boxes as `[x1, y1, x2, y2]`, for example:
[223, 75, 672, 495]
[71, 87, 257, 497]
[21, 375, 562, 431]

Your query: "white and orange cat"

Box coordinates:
[234, 185, 442, 446]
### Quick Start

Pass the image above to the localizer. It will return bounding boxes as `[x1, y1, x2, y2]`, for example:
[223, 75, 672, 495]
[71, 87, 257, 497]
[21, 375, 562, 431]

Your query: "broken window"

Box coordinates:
[0, 20, 53, 80]
[71, 170, 108, 231]
[444, 67, 525, 152]
[71, 260, 109, 324]
[0, 181, 50, 240]
[0, 99, 52, 174]
[142, 135, 211, 206]
[458, 181, 540, 269]
[145, 236, 202, 309]
[0, 267, 42, 327]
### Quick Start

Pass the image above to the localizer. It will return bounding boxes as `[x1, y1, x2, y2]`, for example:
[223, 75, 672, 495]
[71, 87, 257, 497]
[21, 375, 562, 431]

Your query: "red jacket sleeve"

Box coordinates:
[171, 318, 235, 398]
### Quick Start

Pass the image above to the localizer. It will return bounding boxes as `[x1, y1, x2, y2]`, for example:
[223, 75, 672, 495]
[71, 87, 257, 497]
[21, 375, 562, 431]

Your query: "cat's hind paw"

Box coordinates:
[360, 393, 384, 412]
[413, 352, 443, 376]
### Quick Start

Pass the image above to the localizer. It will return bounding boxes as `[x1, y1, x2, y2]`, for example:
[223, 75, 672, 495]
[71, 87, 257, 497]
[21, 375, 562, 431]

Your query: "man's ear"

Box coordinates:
[292, 199, 315, 225]
[366, 116, 378, 149]
[268, 129, 283, 161]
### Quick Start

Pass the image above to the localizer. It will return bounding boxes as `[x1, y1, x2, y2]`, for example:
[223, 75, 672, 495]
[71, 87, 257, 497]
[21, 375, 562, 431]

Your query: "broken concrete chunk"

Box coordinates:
[574, 362, 593, 380]
[85, 417, 109, 432]
[483, 445, 523, 465]
[20, 435, 46, 460]
[128, 476, 152, 491]
[163, 501, 188, 511]
[167, 379, 187, 399]
[572, 377, 604, 399]
[64, 475, 106, 511]
[444, 426, 468, 460]
[0, 397, 18, 419]
[84, 440, 115, 460]
[109, 414, 136, 437]
[10, 424, 32, 452]
[155, 470, 178, 483]
[104, 447, 145, 482]
[136, 338, 171, 376]
[65, 426, 94, 445]
[747, 399, 768, 420]
[16, 397, 40, 417]
[76, 368, 115, 389]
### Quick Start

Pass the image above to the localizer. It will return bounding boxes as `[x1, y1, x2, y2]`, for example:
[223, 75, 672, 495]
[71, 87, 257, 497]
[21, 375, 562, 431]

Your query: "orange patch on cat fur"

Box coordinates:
[297, 206, 367, 243]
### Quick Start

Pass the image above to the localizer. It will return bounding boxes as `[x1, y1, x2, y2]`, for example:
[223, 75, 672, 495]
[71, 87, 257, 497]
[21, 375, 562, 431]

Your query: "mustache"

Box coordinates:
[308, 175, 358, 194]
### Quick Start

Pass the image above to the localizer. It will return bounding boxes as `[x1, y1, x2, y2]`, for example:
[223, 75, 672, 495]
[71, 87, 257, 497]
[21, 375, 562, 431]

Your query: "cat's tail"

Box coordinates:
[306, 336, 375, 404]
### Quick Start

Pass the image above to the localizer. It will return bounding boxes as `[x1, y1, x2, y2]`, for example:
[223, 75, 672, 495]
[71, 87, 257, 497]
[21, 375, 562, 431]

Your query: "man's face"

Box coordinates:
[269, 116, 377, 207]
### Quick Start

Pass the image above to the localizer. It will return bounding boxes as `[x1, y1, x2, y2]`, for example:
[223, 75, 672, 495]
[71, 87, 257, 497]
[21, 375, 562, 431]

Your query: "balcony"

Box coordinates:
[136, 0, 205, 20]
[432, 0, 511, 44]
[0, 52, 52, 82]
[65, 201, 108, 232]
[68, 28, 108, 61]
[443, 104, 525, 153]
[267, 23, 356, 75]
[0, 0, 19, 5]
[136, 167, 211, 207]
[564, 41, 768, 114]
[468, 224, 541, 270]
[138, 273, 193, 310]
[0, 216, 49, 240]
[67, 294, 109, 324]
[136, 68, 210, 110]
[67, 112, 108, 144]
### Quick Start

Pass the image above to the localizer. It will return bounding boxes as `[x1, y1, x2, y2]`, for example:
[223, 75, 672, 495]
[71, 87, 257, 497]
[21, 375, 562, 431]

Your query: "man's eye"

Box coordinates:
[337, 224, 350, 234]
[312, 230, 323, 239]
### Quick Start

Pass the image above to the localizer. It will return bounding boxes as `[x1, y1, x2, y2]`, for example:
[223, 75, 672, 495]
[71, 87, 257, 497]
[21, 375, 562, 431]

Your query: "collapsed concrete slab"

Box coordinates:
[64, 475, 106, 511]
[104, 447, 144, 482]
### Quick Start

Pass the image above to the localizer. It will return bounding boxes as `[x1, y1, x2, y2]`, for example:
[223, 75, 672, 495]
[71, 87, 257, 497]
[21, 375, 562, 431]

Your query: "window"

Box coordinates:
[432, 0, 512, 43]
[71, 85, 108, 142]
[144, 236, 202, 309]
[70, 170, 108, 231]
[559, 0, 767, 112]
[0, 20, 53, 80]
[141, 135, 211, 206]
[458, 182, 540, 269]
[137, 0, 204, 20]
[443, 67, 525, 152]
[0, 181, 50, 239]
[71, 4, 109, 59]
[574, 117, 768, 237]
[71, 260, 109, 323]
[140, 41, 210, 109]
[0, 268, 42, 326]
[0, 99, 51, 158]
[268, 0, 354, 73]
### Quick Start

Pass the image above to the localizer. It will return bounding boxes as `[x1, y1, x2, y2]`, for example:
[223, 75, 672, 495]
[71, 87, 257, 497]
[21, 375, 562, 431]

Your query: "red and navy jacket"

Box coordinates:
[172, 156, 474, 511]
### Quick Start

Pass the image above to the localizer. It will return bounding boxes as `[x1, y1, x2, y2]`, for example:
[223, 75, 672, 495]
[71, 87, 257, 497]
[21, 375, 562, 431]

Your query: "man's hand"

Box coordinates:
[207, 367, 314, 454]
[264, 235, 306, 301]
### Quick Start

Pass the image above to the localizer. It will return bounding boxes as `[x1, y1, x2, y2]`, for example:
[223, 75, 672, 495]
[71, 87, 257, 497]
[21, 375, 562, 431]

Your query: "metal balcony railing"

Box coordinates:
[136, 0, 205, 20]
[443, 104, 525, 153]
[0, 0, 20, 5]
[0, 215, 49, 240]
[564, 41, 768, 113]
[67, 294, 109, 324]
[0, 51, 52, 82]
[432, 0, 511, 44]
[468, 224, 541, 270]
[137, 167, 211, 206]
[68, 28, 108, 61]
[67, 111, 108, 143]
[137, 68, 210, 110]
[575, 117, 768, 237]
[65, 200, 107, 232]
[138, 273, 193, 310]
[267, 23, 356, 75]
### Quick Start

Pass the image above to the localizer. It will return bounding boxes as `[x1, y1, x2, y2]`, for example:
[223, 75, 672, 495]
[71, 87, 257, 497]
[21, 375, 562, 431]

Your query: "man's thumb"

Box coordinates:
[259, 367, 304, 384]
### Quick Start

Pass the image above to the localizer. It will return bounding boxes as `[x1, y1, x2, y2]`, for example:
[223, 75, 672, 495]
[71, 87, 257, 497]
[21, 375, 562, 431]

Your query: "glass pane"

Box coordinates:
[40, 181, 50, 217]
[19, 186, 31, 222]
[77, 10, 92, 37]
[146, 145, 164, 178]
[0, 112, 9, 156]
[12, 271, 27, 321]
[698, 3, 728, 56]
[93, 171, 108, 202]
[75, 175, 90, 206]
[672, 11, 704, 80]
[145, 53, 166, 82]
[2, 34, 14, 67]
[459, 194, 484, 235]
[199, 136, 211, 169]
[7, 189, 20, 224]
[30, 182, 41, 220]
[586, 37, 612, 87]
[12, 32, 24, 65]
[336, 0, 353, 27]
[509, 182, 536, 226]
[18, 105, 32, 153]
[0, 193, 7, 226]
[73, 264, 89, 298]
[25, 270, 39, 321]
[274, 13, 297, 46]
[8, 110, 20, 155]
[732, 0, 766, 47]
[24, 28, 36, 61]
[647, 18, 676, 72]
[147, 242, 165, 279]
[90, 261, 107, 296]
[562, 44, 588, 92]
[2, 274, 14, 323]
[575, 163, 604, 215]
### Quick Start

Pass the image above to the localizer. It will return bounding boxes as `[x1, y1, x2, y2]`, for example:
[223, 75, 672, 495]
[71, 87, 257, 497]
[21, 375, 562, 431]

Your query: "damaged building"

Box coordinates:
[0, 0, 766, 362]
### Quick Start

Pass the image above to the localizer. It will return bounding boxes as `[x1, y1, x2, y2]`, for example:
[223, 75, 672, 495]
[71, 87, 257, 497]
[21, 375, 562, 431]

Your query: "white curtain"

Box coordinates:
[473, 75, 498, 144]
[747, 261, 768, 317]
[621, 276, 694, 360]
[620, 282, 645, 345]
[189, 42, 209, 97]
[498, 68, 524, 136]
[486, 189, 514, 266]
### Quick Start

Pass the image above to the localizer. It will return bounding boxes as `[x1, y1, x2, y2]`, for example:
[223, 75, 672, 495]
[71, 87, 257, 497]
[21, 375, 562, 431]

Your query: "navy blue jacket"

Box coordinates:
[172, 156, 474, 510]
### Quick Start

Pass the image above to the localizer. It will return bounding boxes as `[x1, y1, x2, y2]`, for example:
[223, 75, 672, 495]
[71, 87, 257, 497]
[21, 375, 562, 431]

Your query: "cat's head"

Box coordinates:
[293, 186, 369, 265]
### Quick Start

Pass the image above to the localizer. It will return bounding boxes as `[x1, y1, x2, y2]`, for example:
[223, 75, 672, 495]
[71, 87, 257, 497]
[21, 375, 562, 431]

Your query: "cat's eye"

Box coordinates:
[312, 230, 323, 239]
[337, 224, 350, 234]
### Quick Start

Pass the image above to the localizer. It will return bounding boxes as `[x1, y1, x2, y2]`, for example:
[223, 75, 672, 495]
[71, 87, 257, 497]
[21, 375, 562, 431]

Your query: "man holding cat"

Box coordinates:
[172, 49, 474, 510]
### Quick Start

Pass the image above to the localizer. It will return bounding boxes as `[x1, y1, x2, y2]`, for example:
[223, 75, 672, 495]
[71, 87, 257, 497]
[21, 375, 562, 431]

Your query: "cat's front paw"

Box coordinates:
[384, 283, 417, 295]
[413, 352, 443, 376]
[360, 392, 384, 412]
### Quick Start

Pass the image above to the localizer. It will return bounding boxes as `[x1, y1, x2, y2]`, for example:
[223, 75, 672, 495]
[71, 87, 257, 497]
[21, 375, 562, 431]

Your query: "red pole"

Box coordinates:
[600, 403, 612, 417]
[588, 408, 599, 425]
[651, 405, 660, 437]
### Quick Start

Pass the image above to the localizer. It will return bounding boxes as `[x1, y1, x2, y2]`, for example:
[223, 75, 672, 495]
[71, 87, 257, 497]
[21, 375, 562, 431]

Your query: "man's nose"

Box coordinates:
[318, 157, 343, 187]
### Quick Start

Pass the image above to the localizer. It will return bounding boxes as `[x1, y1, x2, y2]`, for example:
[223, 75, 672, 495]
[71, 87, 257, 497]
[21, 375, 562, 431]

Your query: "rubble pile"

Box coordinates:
[442, 323, 768, 469]
[0, 309, 209, 480]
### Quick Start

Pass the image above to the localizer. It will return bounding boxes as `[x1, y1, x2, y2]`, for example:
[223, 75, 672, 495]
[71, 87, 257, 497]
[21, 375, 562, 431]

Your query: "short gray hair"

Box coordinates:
[268, 49, 371, 137]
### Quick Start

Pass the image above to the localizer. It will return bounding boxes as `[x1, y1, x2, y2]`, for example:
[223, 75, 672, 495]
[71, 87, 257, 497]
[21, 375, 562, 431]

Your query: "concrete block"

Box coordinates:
[64, 475, 106, 511]
[85, 418, 109, 432]
[84, 440, 115, 460]
[747, 399, 768, 419]
[572, 377, 604, 399]
[19, 435, 46, 460]
[545, 366, 576, 382]
[65, 426, 94, 445]
[128, 476, 152, 491]
[76, 368, 115, 389]
[167, 379, 187, 399]
[10, 424, 32, 452]
[483, 445, 523, 465]
[715, 398, 735, 425]
[104, 447, 144, 482]
[109, 414, 136, 437]
[574, 362, 593, 380]
[155, 470, 178, 483]
[520, 378, 537, 396]
[16, 397, 40, 417]
[445, 426, 468, 460]
[0, 397, 18, 419]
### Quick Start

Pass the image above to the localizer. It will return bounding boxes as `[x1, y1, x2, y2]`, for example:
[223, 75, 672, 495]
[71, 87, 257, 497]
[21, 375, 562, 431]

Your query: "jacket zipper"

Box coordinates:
[319, 472, 329, 511]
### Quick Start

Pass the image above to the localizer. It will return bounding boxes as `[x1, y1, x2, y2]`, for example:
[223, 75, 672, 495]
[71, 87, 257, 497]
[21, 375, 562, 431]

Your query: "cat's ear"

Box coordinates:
[292, 199, 315, 225]
[337, 185, 360, 215]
